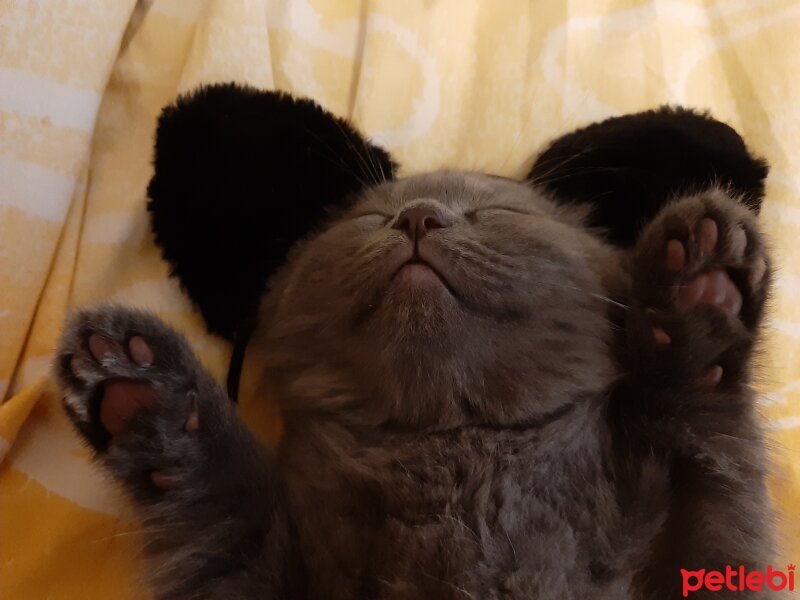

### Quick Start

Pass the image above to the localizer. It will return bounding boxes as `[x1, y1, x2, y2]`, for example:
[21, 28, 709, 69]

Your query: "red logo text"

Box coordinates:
[681, 564, 795, 596]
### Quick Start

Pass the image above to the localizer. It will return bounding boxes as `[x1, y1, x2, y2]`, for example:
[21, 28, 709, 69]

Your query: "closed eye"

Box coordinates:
[465, 206, 538, 223]
[349, 212, 393, 227]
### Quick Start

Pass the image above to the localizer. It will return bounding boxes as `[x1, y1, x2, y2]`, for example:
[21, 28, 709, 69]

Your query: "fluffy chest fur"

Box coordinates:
[280, 400, 657, 600]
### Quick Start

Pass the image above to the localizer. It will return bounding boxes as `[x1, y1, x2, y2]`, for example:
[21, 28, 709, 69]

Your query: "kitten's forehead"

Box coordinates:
[364, 170, 538, 212]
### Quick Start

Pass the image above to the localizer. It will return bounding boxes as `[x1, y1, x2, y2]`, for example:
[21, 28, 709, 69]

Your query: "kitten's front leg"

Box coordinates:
[616, 190, 775, 598]
[55, 307, 302, 600]
[622, 188, 770, 401]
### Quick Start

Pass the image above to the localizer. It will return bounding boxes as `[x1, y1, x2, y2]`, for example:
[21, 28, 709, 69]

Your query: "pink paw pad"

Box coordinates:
[657, 218, 739, 389]
[85, 334, 159, 435]
[675, 269, 743, 315]
[663, 218, 743, 317]
[695, 365, 724, 389]
[78, 335, 199, 438]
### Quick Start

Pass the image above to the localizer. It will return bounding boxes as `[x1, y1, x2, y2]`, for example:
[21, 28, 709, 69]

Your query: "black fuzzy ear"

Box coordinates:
[527, 106, 768, 247]
[147, 83, 396, 340]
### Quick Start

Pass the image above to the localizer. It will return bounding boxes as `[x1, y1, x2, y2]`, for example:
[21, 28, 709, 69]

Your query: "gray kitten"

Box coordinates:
[55, 171, 774, 599]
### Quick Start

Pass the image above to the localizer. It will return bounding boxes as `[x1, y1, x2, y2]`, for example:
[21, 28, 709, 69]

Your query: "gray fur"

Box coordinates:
[55, 172, 775, 599]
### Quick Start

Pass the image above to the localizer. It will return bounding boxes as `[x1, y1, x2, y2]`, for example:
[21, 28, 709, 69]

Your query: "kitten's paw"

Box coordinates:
[55, 306, 215, 490]
[635, 190, 768, 321]
[632, 190, 770, 386]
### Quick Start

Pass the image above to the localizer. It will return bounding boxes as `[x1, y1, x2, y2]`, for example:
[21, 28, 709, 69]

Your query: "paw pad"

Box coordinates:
[56, 307, 204, 452]
[635, 192, 770, 390]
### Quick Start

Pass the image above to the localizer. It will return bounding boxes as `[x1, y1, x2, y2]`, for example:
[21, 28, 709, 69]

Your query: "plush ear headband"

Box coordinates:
[147, 84, 396, 400]
[527, 106, 767, 246]
[147, 83, 767, 401]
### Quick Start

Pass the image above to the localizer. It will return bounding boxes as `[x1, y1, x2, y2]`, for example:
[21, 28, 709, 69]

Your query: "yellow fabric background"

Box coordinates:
[1, 1, 798, 598]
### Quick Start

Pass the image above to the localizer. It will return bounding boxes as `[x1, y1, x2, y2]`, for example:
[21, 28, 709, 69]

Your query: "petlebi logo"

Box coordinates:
[681, 564, 795, 596]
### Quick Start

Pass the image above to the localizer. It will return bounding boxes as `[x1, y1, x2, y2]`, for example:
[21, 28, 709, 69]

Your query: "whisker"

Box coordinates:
[589, 293, 630, 310]
[330, 116, 383, 185]
[531, 165, 636, 187]
[301, 125, 371, 189]
[527, 148, 594, 184]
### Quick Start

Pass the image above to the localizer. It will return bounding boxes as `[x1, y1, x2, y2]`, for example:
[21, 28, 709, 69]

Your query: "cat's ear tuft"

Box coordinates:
[147, 83, 397, 339]
[527, 106, 768, 246]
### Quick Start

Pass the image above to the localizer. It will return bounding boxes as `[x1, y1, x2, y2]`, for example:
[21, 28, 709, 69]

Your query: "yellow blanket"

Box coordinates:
[1, 1, 798, 597]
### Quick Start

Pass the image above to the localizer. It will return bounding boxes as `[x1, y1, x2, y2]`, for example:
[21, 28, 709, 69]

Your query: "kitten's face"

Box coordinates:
[260, 171, 623, 429]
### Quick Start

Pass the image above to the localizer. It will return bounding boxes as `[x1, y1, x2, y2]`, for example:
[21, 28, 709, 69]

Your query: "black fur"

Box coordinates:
[147, 83, 396, 339]
[528, 106, 768, 246]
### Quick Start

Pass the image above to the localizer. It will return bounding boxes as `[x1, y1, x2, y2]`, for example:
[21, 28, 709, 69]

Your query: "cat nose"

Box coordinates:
[394, 207, 446, 240]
